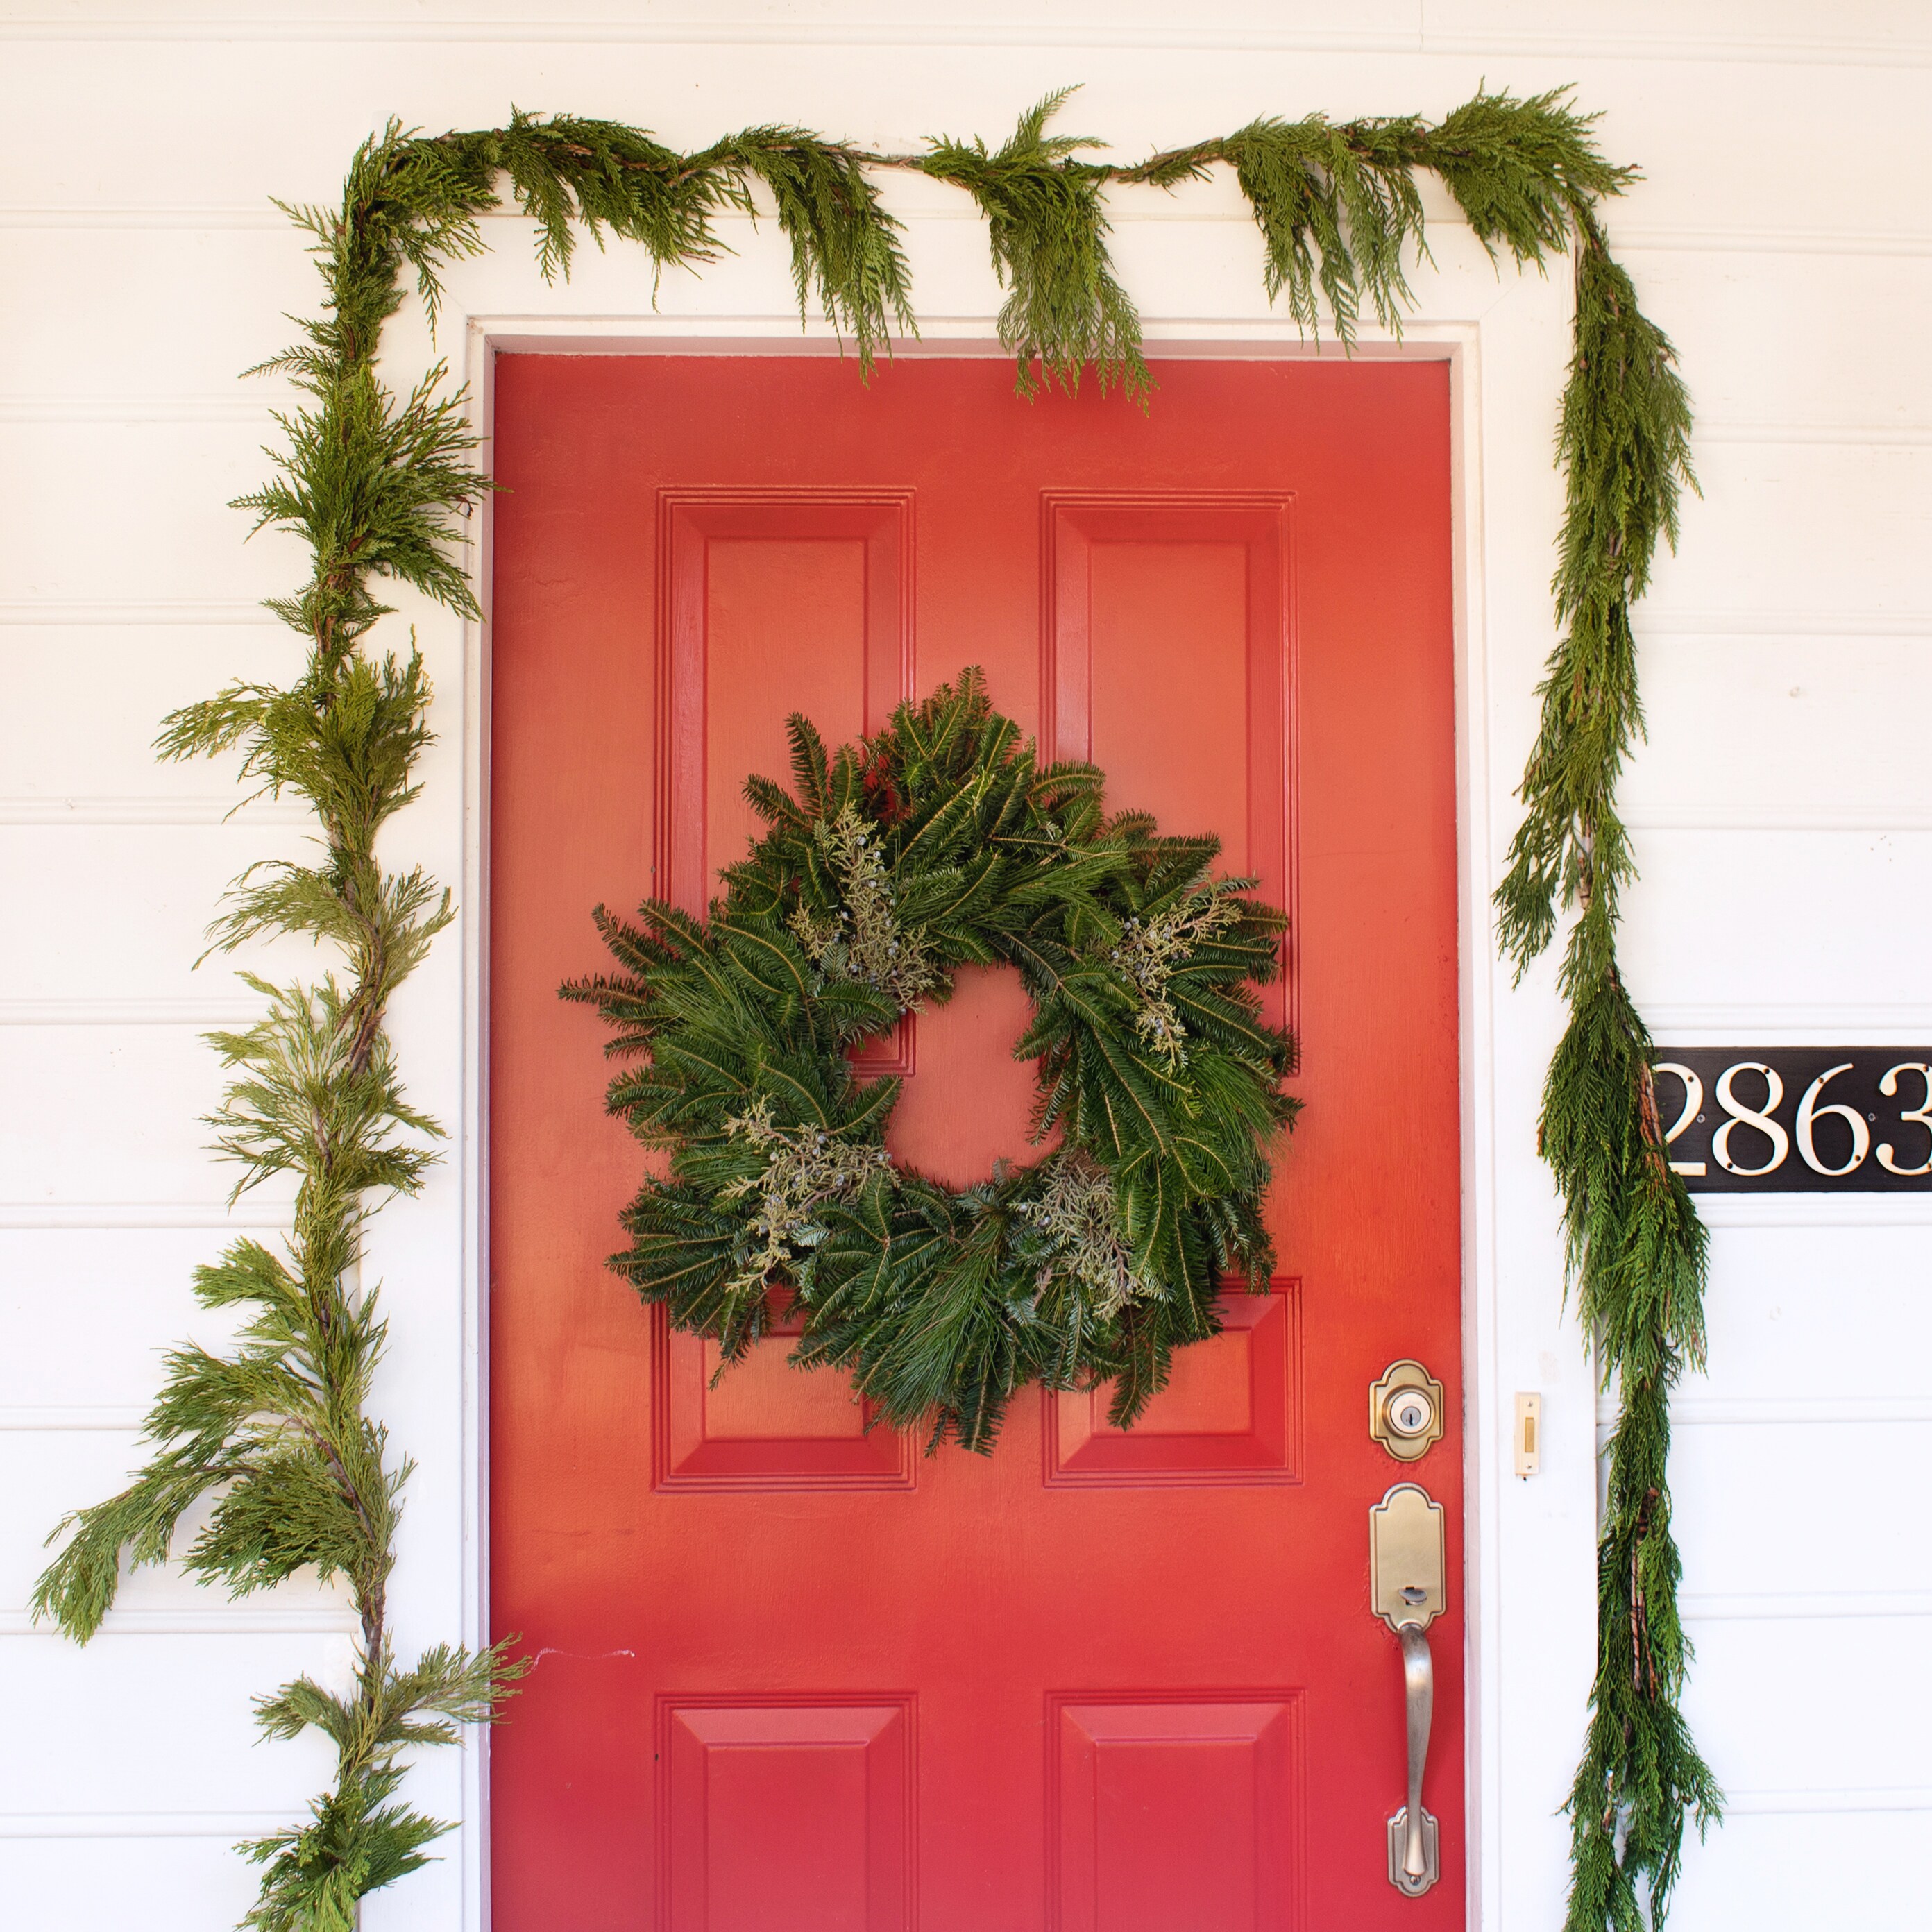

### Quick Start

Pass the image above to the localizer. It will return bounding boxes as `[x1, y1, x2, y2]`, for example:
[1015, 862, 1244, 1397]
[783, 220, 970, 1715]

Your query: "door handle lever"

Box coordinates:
[1371, 1482, 1445, 1896]
[1395, 1620, 1437, 1890]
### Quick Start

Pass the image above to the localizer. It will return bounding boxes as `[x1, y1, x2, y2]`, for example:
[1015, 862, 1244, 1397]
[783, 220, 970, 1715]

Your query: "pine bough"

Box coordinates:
[35, 85, 1714, 1932]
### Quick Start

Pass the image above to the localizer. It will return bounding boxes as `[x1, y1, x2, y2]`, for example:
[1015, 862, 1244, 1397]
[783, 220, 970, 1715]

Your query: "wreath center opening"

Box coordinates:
[879, 963, 1056, 1190]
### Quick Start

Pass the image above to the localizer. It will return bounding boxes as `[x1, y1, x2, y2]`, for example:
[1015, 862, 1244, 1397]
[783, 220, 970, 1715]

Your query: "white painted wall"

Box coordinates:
[1, 4, 1927, 1927]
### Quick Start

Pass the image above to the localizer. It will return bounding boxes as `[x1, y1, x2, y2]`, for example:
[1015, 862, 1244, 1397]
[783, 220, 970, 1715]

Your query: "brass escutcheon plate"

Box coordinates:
[1387, 1806, 1441, 1895]
[1369, 1481, 1446, 1631]
[1370, 1358, 1446, 1461]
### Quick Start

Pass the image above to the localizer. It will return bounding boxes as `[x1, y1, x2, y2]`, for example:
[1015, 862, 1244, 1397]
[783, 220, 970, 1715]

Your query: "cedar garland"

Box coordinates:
[34, 84, 1715, 1931]
[1498, 199, 1722, 1929]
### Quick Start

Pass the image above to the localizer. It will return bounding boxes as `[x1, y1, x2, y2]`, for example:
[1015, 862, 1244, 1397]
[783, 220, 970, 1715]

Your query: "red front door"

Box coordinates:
[490, 355, 1460, 1930]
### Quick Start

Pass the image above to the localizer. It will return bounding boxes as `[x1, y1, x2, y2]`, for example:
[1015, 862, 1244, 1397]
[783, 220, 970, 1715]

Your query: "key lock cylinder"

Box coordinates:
[1368, 1361, 1448, 1895]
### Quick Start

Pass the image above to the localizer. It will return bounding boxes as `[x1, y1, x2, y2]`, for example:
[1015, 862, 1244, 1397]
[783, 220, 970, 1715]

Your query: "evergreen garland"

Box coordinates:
[1497, 200, 1721, 1929]
[33, 83, 1714, 1930]
[566, 674, 1295, 1452]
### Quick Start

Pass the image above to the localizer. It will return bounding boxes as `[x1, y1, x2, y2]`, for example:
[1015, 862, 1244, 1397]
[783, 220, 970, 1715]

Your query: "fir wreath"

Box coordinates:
[566, 672, 1296, 1451]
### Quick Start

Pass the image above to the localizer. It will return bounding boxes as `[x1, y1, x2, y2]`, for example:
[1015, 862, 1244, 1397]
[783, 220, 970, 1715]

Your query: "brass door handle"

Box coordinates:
[1371, 1482, 1444, 1895]
[1395, 1621, 1436, 1890]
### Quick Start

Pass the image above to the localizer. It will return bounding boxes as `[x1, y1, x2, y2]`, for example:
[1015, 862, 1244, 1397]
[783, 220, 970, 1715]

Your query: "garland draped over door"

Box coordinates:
[33, 85, 1717, 1932]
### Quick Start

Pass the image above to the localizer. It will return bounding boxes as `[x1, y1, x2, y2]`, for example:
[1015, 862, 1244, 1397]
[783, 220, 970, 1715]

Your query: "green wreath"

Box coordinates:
[566, 670, 1298, 1450]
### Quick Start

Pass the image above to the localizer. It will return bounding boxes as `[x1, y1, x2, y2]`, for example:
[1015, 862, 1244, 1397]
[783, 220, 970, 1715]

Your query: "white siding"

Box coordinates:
[1, 4, 1926, 1926]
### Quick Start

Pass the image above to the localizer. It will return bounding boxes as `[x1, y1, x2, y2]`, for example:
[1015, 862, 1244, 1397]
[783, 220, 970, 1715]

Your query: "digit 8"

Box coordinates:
[1713, 1062, 1789, 1176]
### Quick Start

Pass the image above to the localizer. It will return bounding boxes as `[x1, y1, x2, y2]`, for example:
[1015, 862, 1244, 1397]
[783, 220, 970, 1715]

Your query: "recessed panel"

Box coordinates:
[653, 493, 917, 1489]
[1088, 541, 1253, 875]
[1046, 1287, 1300, 1486]
[1043, 493, 1294, 1033]
[661, 489, 915, 1074]
[654, 1304, 913, 1491]
[705, 536, 868, 879]
[1049, 1695, 1302, 1932]
[661, 1698, 913, 1932]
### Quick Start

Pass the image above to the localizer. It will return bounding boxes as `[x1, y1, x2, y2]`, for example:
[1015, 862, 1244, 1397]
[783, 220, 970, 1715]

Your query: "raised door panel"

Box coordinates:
[661, 490, 913, 914]
[656, 491, 915, 1485]
[1046, 1284, 1300, 1485]
[1049, 1696, 1302, 1932]
[654, 1300, 914, 1491]
[1041, 494, 1293, 1033]
[1041, 495, 1298, 1480]
[661, 1698, 914, 1931]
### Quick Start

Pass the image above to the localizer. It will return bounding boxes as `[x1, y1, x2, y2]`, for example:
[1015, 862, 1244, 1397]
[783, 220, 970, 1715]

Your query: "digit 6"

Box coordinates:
[1795, 1062, 1870, 1176]
[1713, 1062, 1789, 1176]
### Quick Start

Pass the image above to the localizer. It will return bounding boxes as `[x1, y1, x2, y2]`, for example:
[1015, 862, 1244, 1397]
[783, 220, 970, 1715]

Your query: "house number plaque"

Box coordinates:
[1652, 1049, 1932, 1192]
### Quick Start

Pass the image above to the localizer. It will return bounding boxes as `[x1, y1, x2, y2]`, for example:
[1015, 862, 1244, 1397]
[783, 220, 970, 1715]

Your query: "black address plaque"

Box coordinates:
[1651, 1048, 1932, 1192]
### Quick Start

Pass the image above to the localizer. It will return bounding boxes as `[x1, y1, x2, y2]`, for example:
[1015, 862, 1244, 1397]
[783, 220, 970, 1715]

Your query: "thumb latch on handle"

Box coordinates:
[1371, 1482, 1445, 1896]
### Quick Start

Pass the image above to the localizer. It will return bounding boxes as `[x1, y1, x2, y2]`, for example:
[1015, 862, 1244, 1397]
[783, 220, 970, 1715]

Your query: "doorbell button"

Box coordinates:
[1369, 1359, 1447, 1461]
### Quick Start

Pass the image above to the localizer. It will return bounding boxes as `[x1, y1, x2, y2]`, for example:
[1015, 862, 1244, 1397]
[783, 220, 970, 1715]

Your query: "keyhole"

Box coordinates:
[1390, 1391, 1435, 1437]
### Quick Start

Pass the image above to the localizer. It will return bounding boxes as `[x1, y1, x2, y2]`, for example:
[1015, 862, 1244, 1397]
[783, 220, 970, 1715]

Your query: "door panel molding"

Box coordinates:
[658, 1693, 917, 1931]
[653, 1303, 916, 1492]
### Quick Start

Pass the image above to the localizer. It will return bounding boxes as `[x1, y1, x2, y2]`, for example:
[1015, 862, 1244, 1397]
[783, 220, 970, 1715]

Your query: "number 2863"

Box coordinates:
[1652, 1052, 1932, 1190]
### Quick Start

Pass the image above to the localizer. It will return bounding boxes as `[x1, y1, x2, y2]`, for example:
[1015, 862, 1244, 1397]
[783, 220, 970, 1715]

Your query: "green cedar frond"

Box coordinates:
[205, 976, 442, 1205]
[239, 1769, 446, 1932]
[231, 364, 488, 641]
[1494, 214, 1696, 977]
[239, 1640, 527, 1931]
[1217, 115, 1427, 342]
[924, 90, 1149, 402]
[33, 1455, 242, 1643]
[486, 109, 740, 285]
[1558, 212, 1697, 616]
[724, 129, 916, 373]
[1423, 85, 1634, 266]
[187, 1447, 382, 1598]
[1562, 1375, 1722, 1932]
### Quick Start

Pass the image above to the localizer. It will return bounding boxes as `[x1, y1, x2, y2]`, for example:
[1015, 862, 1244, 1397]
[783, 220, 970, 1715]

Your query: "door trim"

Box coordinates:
[397, 263, 1594, 1928]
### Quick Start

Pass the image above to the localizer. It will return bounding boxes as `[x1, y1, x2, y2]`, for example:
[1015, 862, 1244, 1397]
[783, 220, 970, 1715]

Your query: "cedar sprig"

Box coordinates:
[723, 128, 917, 374]
[1127, 115, 1428, 344]
[1423, 85, 1636, 264]
[1563, 1375, 1722, 1932]
[924, 90, 1149, 401]
[242, 1638, 521, 1932]
[484, 109, 731, 285]
[231, 364, 489, 645]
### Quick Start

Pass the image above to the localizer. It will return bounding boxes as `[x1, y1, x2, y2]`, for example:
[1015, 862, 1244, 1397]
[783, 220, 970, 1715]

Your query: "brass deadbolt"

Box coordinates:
[1370, 1359, 1446, 1461]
